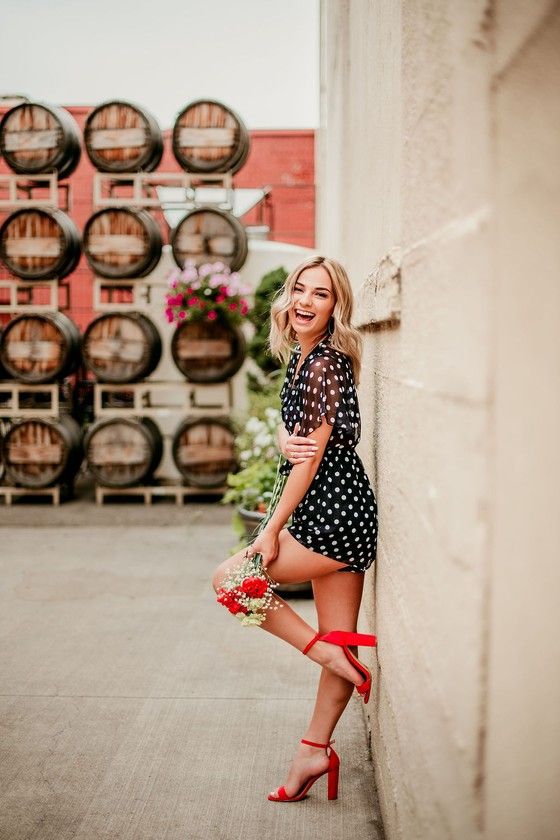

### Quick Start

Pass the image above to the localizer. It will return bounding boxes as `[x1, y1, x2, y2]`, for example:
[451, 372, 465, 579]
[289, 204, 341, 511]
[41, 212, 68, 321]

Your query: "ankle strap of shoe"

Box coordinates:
[320, 630, 378, 647]
[300, 738, 335, 749]
[301, 631, 322, 656]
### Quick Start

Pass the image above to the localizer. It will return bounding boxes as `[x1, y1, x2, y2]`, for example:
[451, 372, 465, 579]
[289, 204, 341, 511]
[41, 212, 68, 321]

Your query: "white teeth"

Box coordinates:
[295, 309, 314, 317]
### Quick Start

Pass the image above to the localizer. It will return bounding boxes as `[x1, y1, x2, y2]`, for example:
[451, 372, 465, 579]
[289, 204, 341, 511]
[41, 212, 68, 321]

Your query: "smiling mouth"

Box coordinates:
[294, 308, 315, 323]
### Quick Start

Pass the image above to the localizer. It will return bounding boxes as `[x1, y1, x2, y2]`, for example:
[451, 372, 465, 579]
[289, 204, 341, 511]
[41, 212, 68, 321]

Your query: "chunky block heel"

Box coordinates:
[268, 738, 340, 802]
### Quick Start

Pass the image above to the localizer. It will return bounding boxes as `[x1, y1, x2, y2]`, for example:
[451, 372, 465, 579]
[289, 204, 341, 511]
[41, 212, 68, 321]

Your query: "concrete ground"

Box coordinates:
[0, 493, 384, 840]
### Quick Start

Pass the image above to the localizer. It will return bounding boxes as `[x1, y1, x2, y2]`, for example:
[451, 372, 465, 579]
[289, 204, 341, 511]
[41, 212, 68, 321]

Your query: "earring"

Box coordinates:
[327, 316, 335, 336]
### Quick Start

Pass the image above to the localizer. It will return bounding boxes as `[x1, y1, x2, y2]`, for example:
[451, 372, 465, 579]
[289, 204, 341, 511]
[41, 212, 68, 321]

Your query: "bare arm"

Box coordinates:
[277, 421, 318, 464]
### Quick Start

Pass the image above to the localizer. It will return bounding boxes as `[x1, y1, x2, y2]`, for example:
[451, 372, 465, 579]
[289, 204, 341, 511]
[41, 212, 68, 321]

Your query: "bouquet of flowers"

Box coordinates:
[216, 546, 284, 626]
[164, 260, 253, 327]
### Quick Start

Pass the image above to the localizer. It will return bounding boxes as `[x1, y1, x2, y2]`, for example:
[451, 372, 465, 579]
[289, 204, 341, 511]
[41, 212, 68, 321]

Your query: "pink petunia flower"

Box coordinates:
[207, 310, 217, 320]
[181, 266, 198, 283]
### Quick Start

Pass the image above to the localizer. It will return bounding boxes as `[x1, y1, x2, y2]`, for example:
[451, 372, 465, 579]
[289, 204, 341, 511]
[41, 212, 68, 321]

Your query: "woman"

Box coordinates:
[212, 255, 378, 803]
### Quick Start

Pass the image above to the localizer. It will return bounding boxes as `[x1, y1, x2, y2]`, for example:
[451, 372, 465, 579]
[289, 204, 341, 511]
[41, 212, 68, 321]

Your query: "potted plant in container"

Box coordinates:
[223, 407, 282, 542]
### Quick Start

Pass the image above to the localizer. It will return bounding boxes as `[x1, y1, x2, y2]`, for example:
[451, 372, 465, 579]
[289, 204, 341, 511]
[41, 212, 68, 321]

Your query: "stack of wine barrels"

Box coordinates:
[0, 96, 252, 497]
[81, 309, 165, 488]
[80, 308, 240, 490]
[0, 313, 83, 490]
[79, 98, 250, 492]
[169, 99, 249, 271]
[0, 102, 85, 492]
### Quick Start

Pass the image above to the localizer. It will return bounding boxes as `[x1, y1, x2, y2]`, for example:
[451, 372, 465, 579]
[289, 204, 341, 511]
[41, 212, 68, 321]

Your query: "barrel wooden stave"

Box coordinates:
[171, 318, 246, 383]
[84, 101, 163, 172]
[0, 207, 81, 280]
[172, 416, 236, 487]
[172, 99, 250, 174]
[83, 207, 162, 279]
[82, 311, 161, 383]
[1, 414, 83, 488]
[84, 416, 163, 487]
[0, 312, 81, 384]
[0, 102, 82, 179]
[171, 206, 248, 272]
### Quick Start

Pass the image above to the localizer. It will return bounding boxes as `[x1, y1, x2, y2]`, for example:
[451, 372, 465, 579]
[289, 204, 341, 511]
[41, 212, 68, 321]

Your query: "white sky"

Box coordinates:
[0, 0, 319, 130]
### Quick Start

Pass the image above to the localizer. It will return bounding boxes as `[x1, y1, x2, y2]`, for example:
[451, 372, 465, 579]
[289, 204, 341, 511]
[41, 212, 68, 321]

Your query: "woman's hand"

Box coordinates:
[249, 526, 279, 567]
[282, 422, 318, 465]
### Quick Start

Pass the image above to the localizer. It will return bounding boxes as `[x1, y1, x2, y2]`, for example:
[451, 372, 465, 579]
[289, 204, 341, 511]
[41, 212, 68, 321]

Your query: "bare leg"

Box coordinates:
[211, 528, 368, 689]
[268, 569, 365, 798]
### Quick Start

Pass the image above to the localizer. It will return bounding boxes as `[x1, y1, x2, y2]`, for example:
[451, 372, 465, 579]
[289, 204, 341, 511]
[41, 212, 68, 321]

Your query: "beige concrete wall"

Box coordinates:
[485, 3, 560, 839]
[318, 1, 560, 838]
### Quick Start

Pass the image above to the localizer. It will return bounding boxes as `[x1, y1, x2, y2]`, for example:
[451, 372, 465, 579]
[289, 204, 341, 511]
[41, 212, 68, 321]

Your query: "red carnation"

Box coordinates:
[227, 601, 249, 615]
[240, 576, 268, 598]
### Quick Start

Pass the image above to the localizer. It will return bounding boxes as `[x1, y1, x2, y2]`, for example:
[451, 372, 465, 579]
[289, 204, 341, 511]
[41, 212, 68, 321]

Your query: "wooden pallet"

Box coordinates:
[0, 484, 71, 505]
[92, 171, 234, 209]
[92, 276, 166, 312]
[0, 172, 71, 210]
[95, 479, 227, 505]
[0, 278, 69, 313]
[0, 382, 60, 417]
[93, 380, 233, 417]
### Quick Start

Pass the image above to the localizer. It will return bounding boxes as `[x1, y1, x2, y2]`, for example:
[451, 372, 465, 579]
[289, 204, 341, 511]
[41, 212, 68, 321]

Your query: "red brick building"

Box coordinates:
[0, 104, 315, 329]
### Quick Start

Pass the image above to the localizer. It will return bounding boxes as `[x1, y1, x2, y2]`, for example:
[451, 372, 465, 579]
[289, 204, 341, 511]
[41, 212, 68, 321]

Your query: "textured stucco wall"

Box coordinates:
[318, 1, 560, 838]
[484, 3, 560, 839]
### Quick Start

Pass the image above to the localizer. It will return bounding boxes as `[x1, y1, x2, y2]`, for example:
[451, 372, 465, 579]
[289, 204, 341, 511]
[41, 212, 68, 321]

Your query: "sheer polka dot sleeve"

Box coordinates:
[298, 354, 352, 437]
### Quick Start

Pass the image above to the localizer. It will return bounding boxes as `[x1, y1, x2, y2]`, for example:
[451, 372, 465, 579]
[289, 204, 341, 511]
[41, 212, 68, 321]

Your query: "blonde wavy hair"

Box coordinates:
[268, 255, 362, 385]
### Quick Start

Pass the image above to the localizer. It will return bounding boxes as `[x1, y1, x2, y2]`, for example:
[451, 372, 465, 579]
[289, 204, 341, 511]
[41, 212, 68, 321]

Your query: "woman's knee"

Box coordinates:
[211, 561, 227, 592]
[211, 549, 245, 592]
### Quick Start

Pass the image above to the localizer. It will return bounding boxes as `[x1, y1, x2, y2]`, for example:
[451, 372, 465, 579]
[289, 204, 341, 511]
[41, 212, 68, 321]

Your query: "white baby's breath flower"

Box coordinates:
[245, 417, 261, 434]
[254, 432, 272, 448]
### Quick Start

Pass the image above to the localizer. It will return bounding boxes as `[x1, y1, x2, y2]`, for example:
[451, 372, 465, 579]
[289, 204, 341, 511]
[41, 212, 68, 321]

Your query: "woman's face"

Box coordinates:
[288, 265, 335, 342]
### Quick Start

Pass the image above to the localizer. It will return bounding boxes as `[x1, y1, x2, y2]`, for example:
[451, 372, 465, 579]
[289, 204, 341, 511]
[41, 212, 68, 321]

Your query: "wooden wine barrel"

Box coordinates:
[0, 208, 81, 280]
[171, 207, 248, 272]
[170, 317, 246, 383]
[84, 101, 163, 172]
[84, 417, 163, 487]
[0, 326, 10, 381]
[0, 101, 81, 179]
[172, 99, 250, 174]
[172, 416, 236, 487]
[82, 208, 162, 279]
[1, 415, 83, 488]
[82, 311, 161, 383]
[0, 312, 80, 383]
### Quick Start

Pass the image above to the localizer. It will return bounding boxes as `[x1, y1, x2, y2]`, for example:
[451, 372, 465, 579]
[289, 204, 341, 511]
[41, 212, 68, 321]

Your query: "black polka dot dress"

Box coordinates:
[279, 336, 378, 573]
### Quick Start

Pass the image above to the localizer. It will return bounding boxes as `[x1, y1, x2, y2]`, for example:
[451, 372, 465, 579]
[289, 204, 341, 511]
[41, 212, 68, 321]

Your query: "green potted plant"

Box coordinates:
[223, 405, 282, 542]
[247, 266, 288, 374]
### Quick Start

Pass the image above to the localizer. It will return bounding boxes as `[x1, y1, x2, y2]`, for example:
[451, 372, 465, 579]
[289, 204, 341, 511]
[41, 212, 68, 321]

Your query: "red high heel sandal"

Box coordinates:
[302, 630, 378, 704]
[268, 738, 340, 802]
